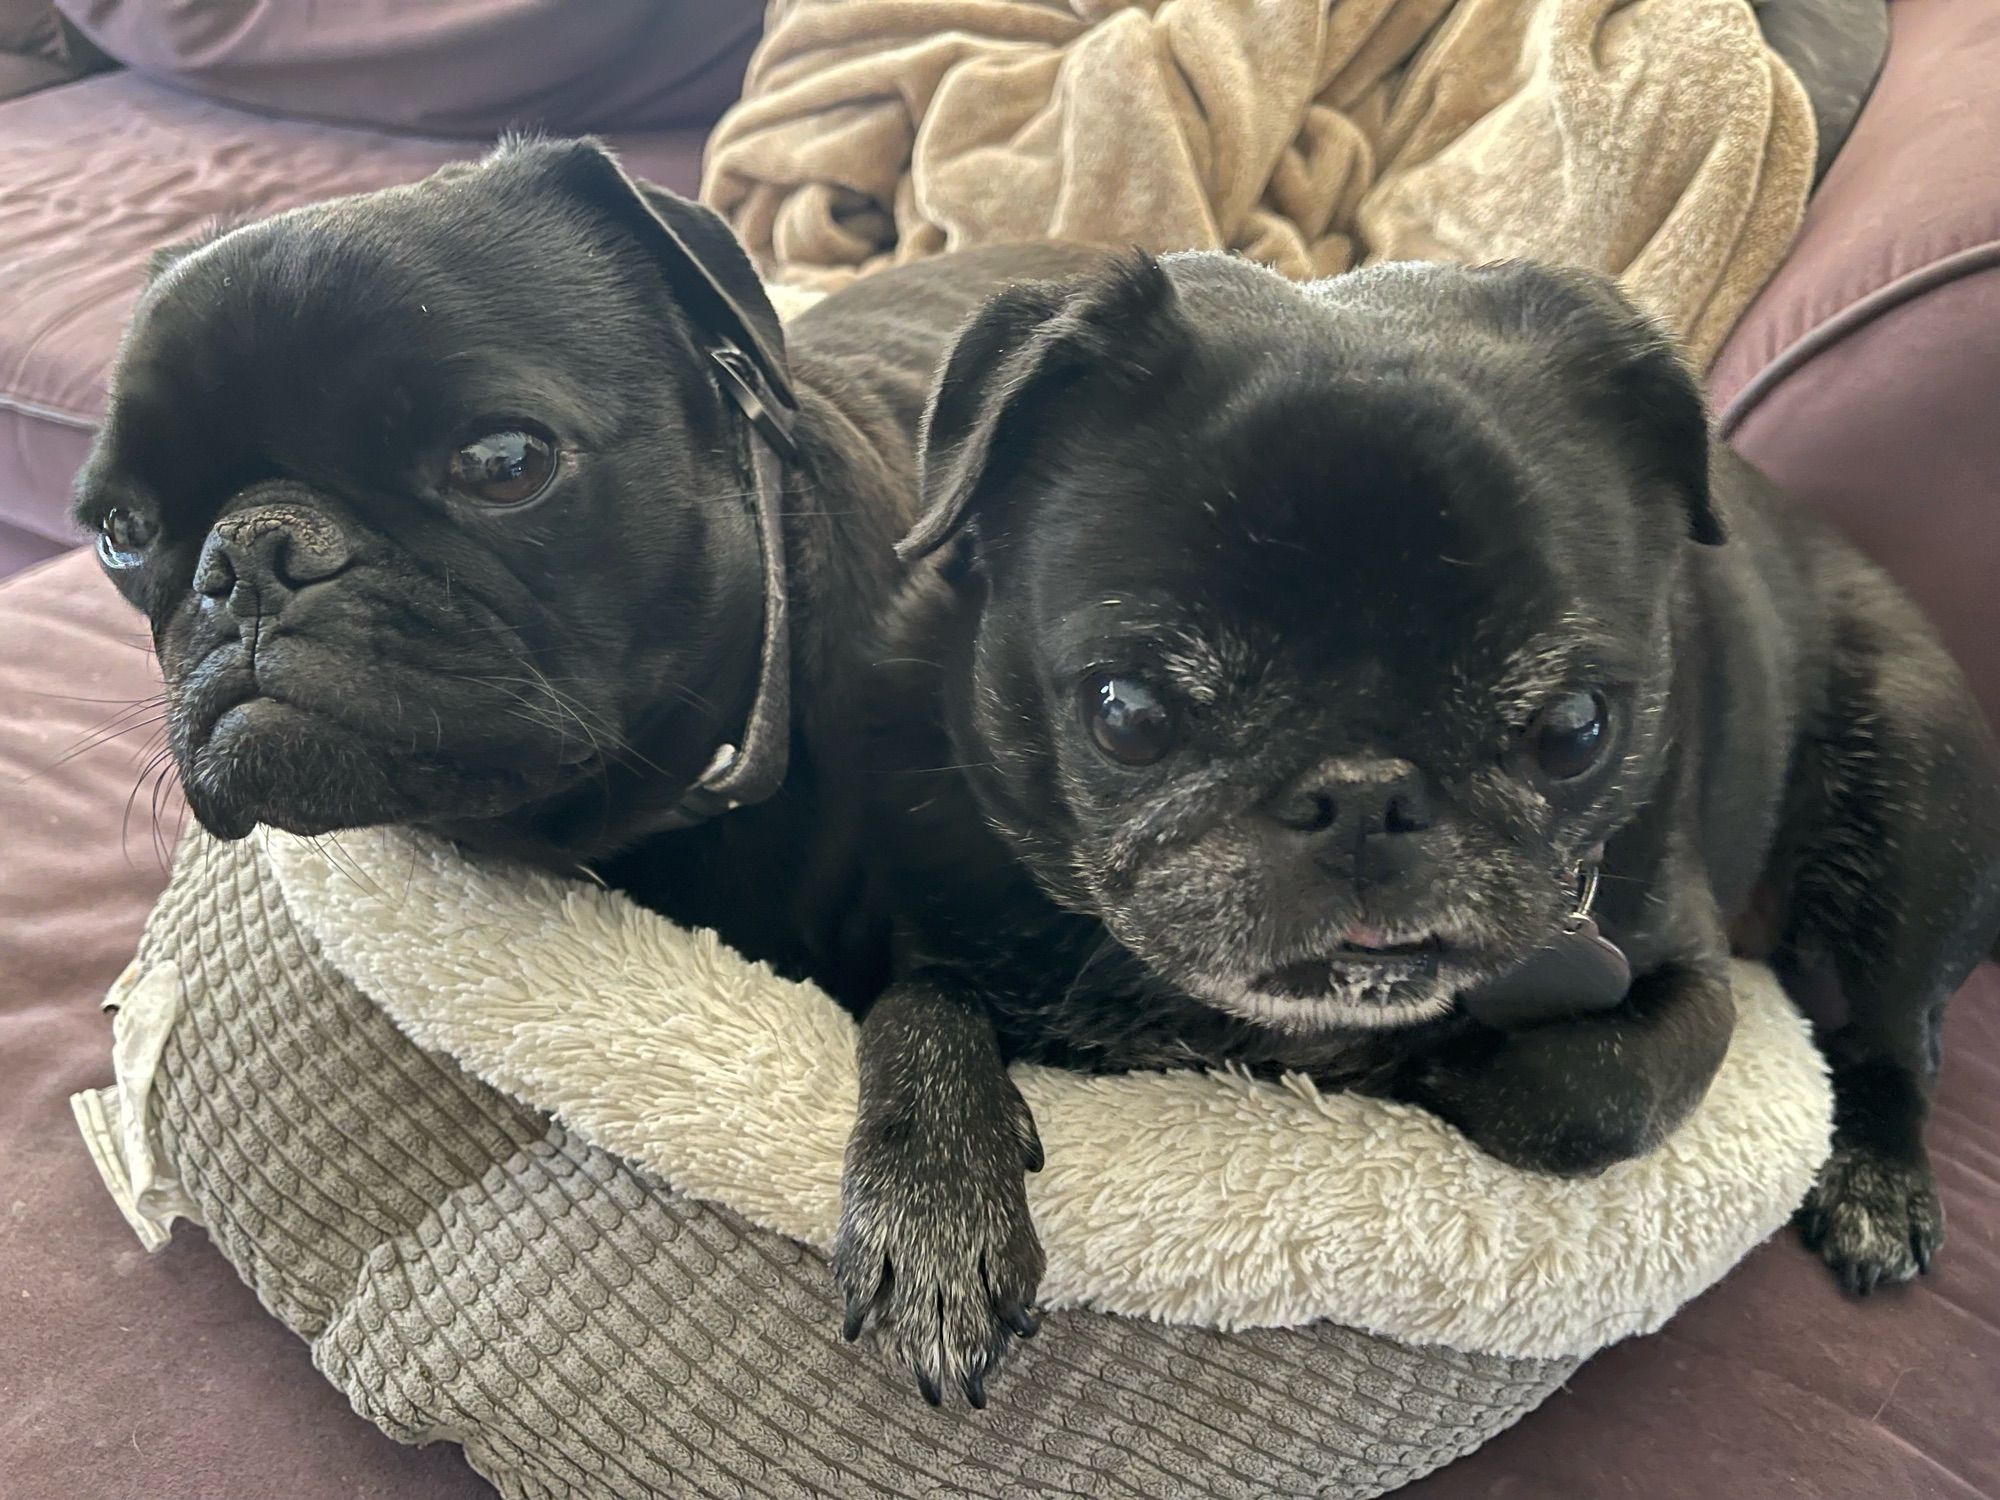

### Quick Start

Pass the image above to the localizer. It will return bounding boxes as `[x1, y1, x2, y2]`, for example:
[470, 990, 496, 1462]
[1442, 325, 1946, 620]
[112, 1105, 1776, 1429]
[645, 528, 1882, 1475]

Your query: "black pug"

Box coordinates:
[838, 252, 2000, 1404]
[71, 135, 1097, 1000]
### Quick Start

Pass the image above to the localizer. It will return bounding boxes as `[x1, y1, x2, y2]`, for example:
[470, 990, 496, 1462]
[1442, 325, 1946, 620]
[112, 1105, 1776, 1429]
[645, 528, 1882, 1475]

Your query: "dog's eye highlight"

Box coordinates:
[96, 507, 155, 569]
[1082, 674, 1178, 768]
[447, 427, 557, 507]
[1528, 690, 1609, 781]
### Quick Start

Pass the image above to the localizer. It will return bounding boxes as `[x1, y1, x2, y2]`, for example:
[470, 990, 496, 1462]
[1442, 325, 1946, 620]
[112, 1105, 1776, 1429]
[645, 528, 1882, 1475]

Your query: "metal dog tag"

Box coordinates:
[1460, 917, 1632, 1028]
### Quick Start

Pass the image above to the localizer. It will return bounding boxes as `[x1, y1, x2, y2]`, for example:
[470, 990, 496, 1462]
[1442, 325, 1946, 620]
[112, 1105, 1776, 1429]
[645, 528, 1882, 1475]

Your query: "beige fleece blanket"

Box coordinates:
[704, 0, 1814, 364]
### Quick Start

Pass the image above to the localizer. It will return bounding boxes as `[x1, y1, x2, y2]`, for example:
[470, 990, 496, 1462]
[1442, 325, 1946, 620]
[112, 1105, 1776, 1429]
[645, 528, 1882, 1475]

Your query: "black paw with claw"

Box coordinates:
[1797, 1142, 1944, 1294]
[833, 1075, 1046, 1407]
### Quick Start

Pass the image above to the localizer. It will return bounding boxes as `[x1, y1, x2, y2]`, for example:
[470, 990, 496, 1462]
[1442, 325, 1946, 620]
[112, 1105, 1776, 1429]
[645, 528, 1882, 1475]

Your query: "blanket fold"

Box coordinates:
[704, 0, 1814, 363]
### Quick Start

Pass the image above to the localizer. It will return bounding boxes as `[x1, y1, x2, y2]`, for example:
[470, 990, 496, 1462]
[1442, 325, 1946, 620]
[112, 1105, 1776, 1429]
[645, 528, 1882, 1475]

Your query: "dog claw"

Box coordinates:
[837, 1253, 889, 1342]
[836, 1081, 1045, 1407]
[1802, 1144, 1943, 1293]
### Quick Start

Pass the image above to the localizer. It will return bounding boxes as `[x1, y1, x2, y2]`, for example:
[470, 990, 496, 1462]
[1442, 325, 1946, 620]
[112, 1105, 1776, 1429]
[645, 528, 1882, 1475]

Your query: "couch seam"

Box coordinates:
[0, 389, 100, 430]
[0, 544, 89, 590]
[1718, 239, 2000, 438]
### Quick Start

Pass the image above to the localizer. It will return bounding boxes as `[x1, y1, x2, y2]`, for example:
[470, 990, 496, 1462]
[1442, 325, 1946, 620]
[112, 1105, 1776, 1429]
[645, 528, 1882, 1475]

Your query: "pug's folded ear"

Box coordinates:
[489, 134, 788, 389]
[900, 252, 1184, 565]
[1470, 262, 1722, 547]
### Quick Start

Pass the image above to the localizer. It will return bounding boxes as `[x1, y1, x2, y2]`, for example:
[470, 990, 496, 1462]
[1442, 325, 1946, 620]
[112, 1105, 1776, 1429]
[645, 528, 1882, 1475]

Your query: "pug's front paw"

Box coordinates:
[1798, 1142, 1944, 1294]
[833, 1079, 1044, 1408]
[1409, 1025, 1672, 1177]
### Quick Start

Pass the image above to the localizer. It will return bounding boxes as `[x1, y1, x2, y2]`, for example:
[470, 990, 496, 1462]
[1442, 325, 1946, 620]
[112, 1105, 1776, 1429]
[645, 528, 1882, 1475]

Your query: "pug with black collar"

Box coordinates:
[838, 253, 2000, 1404]
[71, 136, 1099, 1000]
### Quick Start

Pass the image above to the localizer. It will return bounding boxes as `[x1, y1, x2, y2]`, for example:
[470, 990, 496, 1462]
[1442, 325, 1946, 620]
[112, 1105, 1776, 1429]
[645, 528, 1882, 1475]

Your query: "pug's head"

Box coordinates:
[903, 253, 1721, 1032]
[72, 138, 788, 858]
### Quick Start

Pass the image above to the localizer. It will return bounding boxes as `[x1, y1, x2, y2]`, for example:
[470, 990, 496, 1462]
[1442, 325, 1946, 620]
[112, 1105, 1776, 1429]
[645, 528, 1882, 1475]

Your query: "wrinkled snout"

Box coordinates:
[1258, 755, 1447, 901]
[194, 499, 354, 621]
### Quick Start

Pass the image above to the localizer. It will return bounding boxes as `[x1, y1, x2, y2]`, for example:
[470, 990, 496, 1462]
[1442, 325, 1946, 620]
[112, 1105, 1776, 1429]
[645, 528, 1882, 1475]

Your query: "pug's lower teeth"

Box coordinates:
[1338, 939, 1433, 957]
[1259, 941, 1443, 997]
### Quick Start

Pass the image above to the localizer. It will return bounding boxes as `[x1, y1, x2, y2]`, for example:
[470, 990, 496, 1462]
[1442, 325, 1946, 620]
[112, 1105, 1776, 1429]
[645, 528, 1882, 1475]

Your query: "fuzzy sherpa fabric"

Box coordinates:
[262, 824, 1832, 1362]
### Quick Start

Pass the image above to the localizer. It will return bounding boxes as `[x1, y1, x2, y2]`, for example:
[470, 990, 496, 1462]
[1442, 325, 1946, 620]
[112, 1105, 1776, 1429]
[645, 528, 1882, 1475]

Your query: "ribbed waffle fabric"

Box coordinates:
[129, 832, 1574, 1499]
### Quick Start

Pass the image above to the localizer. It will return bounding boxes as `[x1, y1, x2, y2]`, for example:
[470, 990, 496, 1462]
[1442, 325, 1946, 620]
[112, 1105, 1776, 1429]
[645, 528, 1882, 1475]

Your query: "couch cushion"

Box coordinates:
[55, 0, 757, 137]
[0, 72, 710, 565]
[1709, 0, 2000, 724]
[0, 516, 68, 576]
[0, 46, 73, 101]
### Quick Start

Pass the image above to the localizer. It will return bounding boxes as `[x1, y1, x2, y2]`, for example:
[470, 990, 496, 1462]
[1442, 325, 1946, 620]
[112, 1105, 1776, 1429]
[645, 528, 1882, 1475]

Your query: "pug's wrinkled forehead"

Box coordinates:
[94, 164, 721, 550]
[906, 250, 1717, 584]
[1024, 402, 1647, 746]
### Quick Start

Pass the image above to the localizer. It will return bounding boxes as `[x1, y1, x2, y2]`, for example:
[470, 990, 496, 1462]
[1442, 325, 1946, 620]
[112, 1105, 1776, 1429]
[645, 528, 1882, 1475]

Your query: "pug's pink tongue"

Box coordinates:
[1343, 924, 1391, 950]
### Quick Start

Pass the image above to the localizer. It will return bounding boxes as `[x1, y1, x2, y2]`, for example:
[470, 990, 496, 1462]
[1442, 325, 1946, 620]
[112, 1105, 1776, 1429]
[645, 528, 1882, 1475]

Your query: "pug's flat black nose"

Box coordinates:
[1267, 762, 1438, 893]
[196, 504, 352, 614]
[1265, 760, 1433, 842]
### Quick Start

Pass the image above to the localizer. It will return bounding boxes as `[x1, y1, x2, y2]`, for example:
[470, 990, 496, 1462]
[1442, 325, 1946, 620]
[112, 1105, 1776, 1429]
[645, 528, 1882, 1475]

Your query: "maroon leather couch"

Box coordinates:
[2, 2, 1996, 1496]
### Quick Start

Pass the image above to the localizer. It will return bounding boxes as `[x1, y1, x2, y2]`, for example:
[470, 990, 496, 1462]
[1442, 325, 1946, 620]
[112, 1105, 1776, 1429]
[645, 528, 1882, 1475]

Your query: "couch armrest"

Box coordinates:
[1710, 0, 2000, 722]
[0, 2, 108, 102]
[52, 0, 753, 137]
[0, 49, 69, 100]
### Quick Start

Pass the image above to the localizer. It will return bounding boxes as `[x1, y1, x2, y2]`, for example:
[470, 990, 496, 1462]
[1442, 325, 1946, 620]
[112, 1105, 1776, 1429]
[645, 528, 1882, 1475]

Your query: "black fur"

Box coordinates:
[839, 252, 2000, 1401]
[73, 135, 1100, 1002]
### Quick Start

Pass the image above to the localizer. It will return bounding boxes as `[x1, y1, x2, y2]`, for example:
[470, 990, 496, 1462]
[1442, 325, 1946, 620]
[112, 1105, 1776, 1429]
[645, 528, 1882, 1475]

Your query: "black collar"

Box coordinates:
[635, 227, 802, 833]
[650, 343, 799, 832]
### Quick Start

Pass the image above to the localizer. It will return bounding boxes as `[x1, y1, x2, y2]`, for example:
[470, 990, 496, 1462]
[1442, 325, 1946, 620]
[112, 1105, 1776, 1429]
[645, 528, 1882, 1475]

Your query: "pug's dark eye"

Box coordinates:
[96, 507, 155, 568]
[1529, 690, 1610, 781]
[446, 426, 557, 507]
[1082, 674, 1178, 767]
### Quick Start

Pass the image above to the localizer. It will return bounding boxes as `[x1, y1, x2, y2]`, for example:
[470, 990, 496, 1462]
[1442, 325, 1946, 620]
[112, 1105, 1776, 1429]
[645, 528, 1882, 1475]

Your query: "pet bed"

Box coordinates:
[74, 824, 1832, 1499]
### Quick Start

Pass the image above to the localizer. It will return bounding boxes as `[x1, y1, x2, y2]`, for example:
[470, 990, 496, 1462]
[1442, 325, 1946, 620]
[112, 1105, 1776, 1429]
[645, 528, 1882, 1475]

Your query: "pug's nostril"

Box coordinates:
[1268, 760, 1435, 843]
[195, 544, 236, 599]
[202, 503, 354, 613]
[1269, 790, 1336, 833]
[1384, 792, 1431, 835]
[263, 521, 351, 587]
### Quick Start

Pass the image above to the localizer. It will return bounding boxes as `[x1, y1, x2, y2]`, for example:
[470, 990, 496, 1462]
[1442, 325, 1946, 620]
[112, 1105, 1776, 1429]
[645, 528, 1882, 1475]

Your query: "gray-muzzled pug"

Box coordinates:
[837, 252, 2000, 1404]
[70, 135, 1098, 1000]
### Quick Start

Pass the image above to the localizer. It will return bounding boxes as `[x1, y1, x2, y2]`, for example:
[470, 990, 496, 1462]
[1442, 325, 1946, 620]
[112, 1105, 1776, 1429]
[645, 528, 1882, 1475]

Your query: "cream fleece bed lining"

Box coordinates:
[256, 824, 1832, 1363]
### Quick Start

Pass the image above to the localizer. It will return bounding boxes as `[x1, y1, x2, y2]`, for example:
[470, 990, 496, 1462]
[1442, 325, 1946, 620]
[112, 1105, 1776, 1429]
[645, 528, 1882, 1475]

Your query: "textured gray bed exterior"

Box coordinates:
[121, 832, 1572, 1499]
